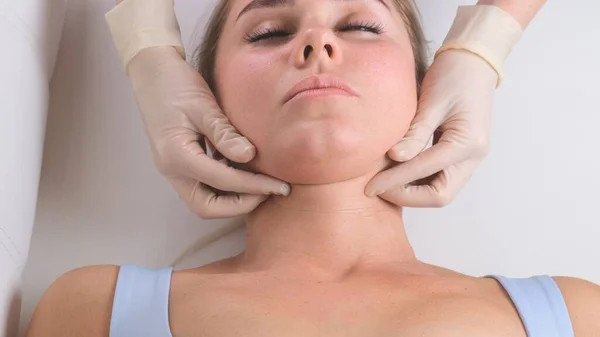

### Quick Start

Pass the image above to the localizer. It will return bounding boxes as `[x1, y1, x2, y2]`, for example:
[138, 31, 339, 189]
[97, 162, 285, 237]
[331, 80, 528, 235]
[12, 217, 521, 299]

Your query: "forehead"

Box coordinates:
[235, 0, 390, 8]
[232, 0, 392, 17]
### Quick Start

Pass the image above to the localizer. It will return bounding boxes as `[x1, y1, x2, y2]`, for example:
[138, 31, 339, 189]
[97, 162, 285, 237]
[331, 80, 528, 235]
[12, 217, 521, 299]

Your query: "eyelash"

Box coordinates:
[244, 20, 385, 43]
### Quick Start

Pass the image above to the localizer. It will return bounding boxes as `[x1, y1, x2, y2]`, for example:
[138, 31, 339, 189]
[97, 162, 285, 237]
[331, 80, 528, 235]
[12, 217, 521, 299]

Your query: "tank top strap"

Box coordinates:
[110, 264, 174, 337]
[488, 275, 574, 337]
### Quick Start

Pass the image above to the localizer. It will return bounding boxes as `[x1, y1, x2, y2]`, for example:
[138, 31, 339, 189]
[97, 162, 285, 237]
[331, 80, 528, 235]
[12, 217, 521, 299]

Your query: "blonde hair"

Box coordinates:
[173, 0, 429, 267]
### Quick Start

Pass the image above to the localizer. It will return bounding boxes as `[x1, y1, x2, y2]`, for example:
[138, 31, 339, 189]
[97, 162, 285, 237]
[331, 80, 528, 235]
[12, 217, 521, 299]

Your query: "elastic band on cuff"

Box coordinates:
[435, 5, 524, 86]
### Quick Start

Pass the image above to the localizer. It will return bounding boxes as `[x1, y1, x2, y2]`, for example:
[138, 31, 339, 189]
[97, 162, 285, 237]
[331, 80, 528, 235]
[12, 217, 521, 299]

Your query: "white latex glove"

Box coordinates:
[126, 47, 291, 219]
[366, 50, 496, 207]
[105, 0, 290, 219]
[365, 5, 523, 207]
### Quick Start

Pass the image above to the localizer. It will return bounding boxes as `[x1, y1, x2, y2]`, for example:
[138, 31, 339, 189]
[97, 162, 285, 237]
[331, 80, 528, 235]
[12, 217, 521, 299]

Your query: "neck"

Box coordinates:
[233, 170, 416, 281]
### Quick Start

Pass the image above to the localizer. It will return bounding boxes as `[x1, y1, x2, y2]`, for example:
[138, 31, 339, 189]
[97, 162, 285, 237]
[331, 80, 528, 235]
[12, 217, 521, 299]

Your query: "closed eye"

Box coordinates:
[338, 20, 385, 34]
[244, 27, 292, 43]
[244, 20, 385, 43]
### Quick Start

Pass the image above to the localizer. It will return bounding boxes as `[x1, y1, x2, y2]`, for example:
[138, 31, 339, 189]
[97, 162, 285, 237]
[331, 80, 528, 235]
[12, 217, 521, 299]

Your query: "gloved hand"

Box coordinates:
[126, 47, 290, 219]
[365, 5, 523, 207]
[366, 50, 496, 207]
[106, 0, 290, 219]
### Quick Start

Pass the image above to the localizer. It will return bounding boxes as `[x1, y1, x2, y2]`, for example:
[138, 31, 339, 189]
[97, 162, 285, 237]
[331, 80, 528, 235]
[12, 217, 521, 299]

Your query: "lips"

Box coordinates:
[284, 74, 357, 103]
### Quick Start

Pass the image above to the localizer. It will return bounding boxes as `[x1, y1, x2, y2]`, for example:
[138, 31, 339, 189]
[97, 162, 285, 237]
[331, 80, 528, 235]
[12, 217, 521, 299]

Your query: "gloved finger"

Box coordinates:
[365, 131, 470, 196]
[388, 100, 447, 162]
[156, 129, 289, 196]
[174, 142, 289, 196]
[186, 86, 258, 164]
[377, 159, 480, 208]
[171, 177, 270, 219]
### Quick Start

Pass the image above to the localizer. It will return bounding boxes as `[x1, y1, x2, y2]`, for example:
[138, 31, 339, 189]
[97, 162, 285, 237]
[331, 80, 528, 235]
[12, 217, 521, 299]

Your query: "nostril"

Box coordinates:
[303, 45, 313, 59]
[324, 44, 333, 57]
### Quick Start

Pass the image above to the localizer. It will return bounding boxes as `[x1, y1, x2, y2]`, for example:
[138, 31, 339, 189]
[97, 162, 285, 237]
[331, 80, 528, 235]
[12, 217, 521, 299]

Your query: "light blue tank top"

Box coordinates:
[109, 264, 574, 337]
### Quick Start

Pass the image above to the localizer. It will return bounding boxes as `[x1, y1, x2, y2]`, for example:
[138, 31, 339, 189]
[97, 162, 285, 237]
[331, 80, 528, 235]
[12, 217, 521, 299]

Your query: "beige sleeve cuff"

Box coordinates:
[435, 5, 524, 86]
[105, 0, 185, 71]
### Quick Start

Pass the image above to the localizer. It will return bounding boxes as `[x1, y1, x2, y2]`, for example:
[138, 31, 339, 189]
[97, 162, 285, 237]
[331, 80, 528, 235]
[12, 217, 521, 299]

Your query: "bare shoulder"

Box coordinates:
[553, 276, 600, 335]
[26, 265, 121, 337]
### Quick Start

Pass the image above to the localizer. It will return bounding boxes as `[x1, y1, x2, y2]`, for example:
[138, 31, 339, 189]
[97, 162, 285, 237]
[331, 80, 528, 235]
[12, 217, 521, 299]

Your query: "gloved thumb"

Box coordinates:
[389, 104, 443, 162]
[202, 111, 256, 164]
[187, 87, 257, 164]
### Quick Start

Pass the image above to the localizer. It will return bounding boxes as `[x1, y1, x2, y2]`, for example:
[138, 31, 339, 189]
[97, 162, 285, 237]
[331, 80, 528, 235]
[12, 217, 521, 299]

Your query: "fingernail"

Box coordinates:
[393, 147, 408, 159]
[279, 184, 291, 196]
[230, 144, 252, 157]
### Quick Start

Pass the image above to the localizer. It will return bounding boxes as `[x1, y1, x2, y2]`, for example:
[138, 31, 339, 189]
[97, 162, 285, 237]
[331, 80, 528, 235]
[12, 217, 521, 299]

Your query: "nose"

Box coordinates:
[290, 27, 342, 69]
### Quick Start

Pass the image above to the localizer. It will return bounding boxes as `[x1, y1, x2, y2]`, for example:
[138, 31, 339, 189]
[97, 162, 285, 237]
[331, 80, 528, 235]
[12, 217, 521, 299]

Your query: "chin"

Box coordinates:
[263, 157, 380, 184]
[249, 134, 392, 184]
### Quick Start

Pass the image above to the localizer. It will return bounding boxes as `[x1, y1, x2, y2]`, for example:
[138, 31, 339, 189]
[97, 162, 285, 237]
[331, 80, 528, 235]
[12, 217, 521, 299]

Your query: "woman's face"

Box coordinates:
[215, 0, 418, 184]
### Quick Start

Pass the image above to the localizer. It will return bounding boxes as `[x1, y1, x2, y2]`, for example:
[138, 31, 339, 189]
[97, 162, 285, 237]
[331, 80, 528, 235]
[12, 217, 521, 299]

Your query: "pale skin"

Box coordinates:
[28, 0, 600, 336]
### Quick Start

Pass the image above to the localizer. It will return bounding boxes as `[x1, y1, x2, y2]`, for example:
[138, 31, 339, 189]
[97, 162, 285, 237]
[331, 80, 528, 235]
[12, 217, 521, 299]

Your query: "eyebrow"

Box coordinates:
[236, 0, 390, 22]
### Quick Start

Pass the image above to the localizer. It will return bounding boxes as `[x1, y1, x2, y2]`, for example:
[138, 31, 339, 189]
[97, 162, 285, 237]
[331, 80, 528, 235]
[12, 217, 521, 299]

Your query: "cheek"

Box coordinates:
[216, 50, 281, 145]
[352, 43, 418, 148]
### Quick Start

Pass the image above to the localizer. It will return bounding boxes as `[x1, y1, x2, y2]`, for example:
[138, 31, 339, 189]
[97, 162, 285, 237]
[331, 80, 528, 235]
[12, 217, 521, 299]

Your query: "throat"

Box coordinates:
[235, 199, 413, 280]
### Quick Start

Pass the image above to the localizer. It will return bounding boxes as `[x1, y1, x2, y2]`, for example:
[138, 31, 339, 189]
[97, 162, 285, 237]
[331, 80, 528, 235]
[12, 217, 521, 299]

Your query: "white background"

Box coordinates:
[20, 0, 600, 333]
